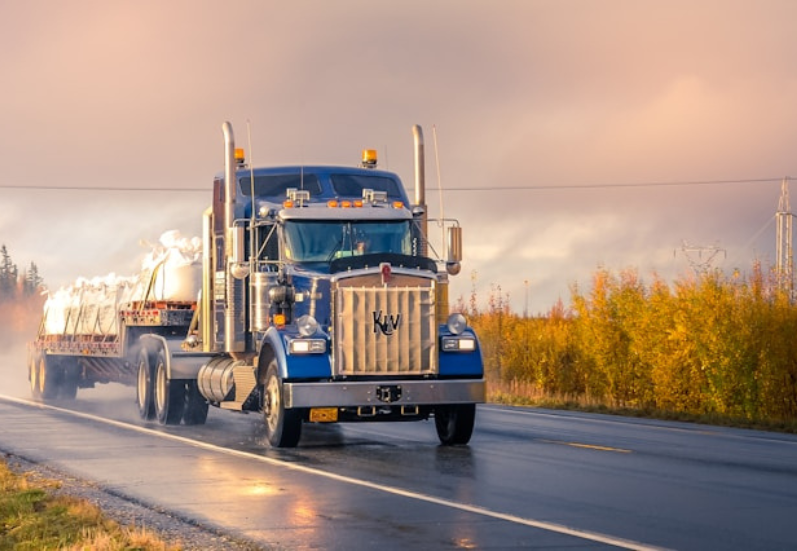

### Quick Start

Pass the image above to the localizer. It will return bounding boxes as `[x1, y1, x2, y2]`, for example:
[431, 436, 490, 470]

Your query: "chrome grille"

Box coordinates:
[333, 273, 437, 377]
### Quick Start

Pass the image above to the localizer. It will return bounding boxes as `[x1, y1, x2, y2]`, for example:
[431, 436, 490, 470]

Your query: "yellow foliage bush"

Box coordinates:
[469, 263, 797, 425]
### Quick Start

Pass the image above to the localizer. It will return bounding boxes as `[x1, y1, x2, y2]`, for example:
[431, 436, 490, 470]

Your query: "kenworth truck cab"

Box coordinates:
[194, 122, 485, 447]
[29, 122, 485, 448]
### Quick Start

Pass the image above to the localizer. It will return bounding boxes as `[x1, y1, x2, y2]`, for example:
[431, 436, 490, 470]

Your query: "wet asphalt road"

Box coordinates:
[1, 385, 796, 550]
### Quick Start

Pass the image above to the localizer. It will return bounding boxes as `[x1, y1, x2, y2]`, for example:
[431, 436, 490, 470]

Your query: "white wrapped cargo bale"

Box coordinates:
[42, 287, 69, 335]
[96, 275, 135, 335]
[40, 230, 201, 337]
[64, 282, 84, 336]
[79, 280, 100, 335]
[141, 230, 202, 302]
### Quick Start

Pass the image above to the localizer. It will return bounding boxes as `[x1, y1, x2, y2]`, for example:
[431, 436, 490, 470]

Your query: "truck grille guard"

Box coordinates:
[331, 270, 437, 378]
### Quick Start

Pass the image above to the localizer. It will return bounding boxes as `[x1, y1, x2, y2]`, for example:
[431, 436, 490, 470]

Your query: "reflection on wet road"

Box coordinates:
[1, 387, 796, 550]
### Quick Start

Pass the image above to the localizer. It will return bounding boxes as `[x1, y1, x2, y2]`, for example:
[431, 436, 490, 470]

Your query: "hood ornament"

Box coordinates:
[380, 262, 392, 285]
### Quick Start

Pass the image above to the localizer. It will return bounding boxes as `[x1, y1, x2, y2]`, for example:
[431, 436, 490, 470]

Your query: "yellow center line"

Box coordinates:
[540, 439, 633, 453]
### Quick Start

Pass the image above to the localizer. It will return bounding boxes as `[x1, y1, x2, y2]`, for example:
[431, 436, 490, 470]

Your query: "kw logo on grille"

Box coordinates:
[373, 310, 401, 335]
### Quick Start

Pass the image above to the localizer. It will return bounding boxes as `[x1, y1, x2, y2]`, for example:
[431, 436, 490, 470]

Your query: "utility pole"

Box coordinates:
[776, 177, 794, 296]
[679, 240, 725, 276]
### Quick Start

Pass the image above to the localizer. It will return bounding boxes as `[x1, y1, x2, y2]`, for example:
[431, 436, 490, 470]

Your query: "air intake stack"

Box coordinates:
[222, 122, 247, 353]
[413, 125, 428, 257]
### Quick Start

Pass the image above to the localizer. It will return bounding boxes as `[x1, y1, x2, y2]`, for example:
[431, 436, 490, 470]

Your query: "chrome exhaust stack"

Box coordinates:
[412, 124, 428, 256]
[222, 121, 246, 353]
[223, 121, 237, 252]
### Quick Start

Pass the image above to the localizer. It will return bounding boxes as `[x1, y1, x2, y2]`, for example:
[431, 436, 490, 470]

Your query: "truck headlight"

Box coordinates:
[446, 313, 467, 335]
[296, 314, 319, 336]
[289, 339, 326, 354]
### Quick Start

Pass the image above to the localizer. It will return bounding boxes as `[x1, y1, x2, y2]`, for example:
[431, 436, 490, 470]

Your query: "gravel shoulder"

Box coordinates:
[3, 451, 268, 550]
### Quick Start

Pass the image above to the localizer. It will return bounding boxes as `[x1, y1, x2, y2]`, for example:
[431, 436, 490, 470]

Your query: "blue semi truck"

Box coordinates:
[29, 122, 485, 447]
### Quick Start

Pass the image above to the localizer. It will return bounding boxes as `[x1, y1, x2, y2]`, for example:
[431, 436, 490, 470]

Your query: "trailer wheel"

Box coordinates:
[154, 349, 187, 425]
[434, 404, 476, 446]
[58, 357, 79, 400]
[183, 381, 209, 425]
[29, 352, 42, 401]
[263, 361, 302, 448]
[136, 348, 156, 420]
[31, 353, 59, 402]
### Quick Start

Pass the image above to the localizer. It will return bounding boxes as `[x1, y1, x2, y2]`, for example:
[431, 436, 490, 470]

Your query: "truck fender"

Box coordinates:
[258, 327, 289, 380]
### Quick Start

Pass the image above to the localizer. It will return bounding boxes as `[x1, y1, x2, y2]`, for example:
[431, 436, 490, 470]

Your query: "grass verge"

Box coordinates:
[0, 459, 178, 551]
[487, 379, 797, 434]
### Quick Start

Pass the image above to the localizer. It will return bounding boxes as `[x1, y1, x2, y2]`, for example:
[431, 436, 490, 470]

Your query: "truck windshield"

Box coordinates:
[283, 220, 412, 263]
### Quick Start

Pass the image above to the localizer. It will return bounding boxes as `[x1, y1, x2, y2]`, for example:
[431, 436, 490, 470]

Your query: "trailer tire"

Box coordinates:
[183, 381, 209, 425]
[30, 352, 59, 402]
[155, 349, 187, 425]
[263, 361, 302, 448]
[434, 403, 476, 446]
[29, 352, 43, 401]
[136, 348, 156, 420]
[58, 357, 79, 400]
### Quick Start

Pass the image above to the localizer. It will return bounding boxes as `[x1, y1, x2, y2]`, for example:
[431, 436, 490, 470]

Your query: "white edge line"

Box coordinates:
[0, 395, 668, 551]
[480, 404, 797, 445]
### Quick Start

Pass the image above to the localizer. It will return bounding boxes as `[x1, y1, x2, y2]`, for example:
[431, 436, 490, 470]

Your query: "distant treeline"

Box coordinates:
[0, 244, 45, 346]
[462, 263, 797, 429]
[0, 244, 43, 302]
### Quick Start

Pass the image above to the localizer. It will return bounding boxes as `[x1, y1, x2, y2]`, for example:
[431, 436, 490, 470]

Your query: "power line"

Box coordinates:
[428, 177, 785, 192]
[0, 176, 787, 193]
[0, 184, 206, 192]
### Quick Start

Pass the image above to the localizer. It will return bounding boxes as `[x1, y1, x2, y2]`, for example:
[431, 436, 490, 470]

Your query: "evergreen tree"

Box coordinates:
[0, 244, 17, 301]
[23, 262, 43, 296]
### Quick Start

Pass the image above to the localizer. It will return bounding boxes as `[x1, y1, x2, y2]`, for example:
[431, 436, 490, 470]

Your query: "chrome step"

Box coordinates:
[220, 365, 257, 410]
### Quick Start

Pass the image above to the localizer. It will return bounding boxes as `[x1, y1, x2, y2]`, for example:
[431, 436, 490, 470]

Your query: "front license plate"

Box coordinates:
[309, 407, 338, 423]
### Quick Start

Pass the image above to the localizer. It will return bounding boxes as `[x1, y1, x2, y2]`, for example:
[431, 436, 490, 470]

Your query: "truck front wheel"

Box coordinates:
[263, 361, 302, 448]
[434, 404, 476, 445]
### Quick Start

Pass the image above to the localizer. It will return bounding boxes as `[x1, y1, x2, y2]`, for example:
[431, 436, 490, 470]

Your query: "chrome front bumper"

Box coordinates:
[283, 379, 485, 409]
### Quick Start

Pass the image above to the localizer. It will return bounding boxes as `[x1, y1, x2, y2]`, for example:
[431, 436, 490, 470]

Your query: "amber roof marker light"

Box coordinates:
[361, 149, 378, 169]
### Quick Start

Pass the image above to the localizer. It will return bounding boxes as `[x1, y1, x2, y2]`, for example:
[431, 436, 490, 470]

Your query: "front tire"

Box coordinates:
[434, 404, 476, 445]
[263, 361, 302, 448]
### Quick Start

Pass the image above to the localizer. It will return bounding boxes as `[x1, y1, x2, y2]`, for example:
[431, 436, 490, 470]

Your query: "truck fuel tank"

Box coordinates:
[197, 357, 247, 402]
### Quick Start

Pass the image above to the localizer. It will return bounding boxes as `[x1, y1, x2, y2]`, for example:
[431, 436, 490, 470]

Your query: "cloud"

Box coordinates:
[2, 1, 797, 315]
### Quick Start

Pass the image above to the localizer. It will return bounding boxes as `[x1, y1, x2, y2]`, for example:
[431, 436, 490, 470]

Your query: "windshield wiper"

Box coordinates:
[326, 238, 344, 262]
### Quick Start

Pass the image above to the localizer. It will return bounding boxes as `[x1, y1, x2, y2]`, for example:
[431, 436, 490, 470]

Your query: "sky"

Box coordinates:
[2, 0, 797, 315]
